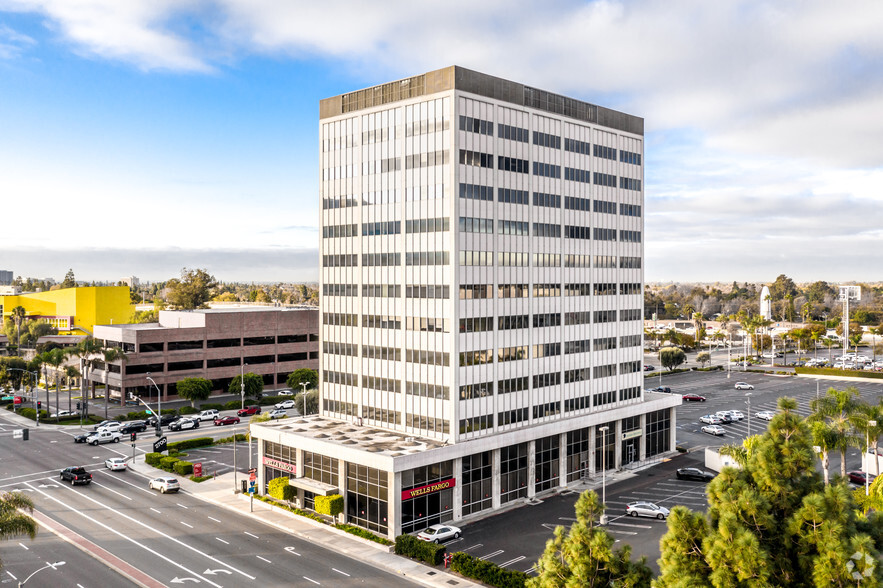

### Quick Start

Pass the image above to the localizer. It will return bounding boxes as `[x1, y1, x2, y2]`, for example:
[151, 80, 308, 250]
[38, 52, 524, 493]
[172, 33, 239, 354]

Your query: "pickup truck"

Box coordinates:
[89, 429, 122, 445]
[60, 466, 92, 485]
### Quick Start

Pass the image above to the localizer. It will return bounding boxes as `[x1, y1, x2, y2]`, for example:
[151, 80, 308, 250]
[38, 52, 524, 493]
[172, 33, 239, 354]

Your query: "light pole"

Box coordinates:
[146, 375, 162, 437]
[745, 393, 752, 437]
[867, 420, 877, 496]
[240, 362, 247, 410]
[19, 561, 65, 587]
[300, 381, 308, 415]
[233, 424, 238, 493]
[599, 426, 609, 525]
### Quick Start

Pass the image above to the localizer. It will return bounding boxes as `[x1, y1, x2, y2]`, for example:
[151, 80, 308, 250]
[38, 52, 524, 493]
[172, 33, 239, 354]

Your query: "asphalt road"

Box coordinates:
[0, 413, 414, 588]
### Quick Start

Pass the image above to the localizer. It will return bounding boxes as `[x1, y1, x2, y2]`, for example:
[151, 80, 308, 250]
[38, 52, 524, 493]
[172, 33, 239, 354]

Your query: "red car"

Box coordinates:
[213, 416, 241, 426]
[848, 471, 876, 485]
[237, 405, 261, 417]
[682, 394, 707, 402]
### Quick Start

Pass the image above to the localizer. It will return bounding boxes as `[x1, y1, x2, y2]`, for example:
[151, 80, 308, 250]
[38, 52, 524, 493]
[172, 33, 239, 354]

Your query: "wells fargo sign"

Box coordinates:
[262, 456, 295, 474]
[401, 478, 456, 501]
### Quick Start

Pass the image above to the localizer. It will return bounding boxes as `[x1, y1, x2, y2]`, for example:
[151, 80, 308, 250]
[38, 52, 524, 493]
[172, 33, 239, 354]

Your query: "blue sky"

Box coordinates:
[1, 0, 882, 284]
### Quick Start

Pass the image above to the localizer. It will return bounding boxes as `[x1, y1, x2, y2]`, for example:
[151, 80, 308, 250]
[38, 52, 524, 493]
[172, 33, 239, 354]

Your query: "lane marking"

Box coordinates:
[479, 550, 504, 560]
[19, 542, 28, 550]
[303, 577, 320, 585]
[462, 543, 483, 551]
[91, 481, 133, 501]
[332, 568, 350, 576]
[245, 532, 259, 539]
[177, 503, 189, 509]
[216, 538, 229, 545]
[499, 556, 525, 568]
[284, 547, 301, 556]
[181, 522, 193, 528]
[208, 516, 221, 523]
[6, 571, 17, 580]
[25, 482, 223, 588]
[150, 508, 161, 514]
[256, 555, 271, 563]
[95, 470, 155, 494]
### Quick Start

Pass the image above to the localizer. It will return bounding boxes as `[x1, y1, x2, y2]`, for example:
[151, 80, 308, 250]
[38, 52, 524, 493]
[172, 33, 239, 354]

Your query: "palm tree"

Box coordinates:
[809, 386, 862, 477]
[10, 306, 26, 351]
[809, 420, 837, 486]
[0, 491, 38, 568]
[64, 365, 80, 413]
[823, 337, 836, 364]
[69, 337, 104, 419]
[43, 348, 67, 420]
[854, 401, 883, 477]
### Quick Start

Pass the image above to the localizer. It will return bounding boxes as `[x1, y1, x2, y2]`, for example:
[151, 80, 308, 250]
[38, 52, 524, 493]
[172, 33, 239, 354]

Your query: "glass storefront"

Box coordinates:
[621, 416, 641, 466]
[595, 422, 615, 472]
[646, 408, 671, 457]
[401, 462, 454, 534]
[500, 442, 528, 504]
[566, 428, 590, 482]
[535, 435, 559, 492]
[461, 451, 492, 516]
[346, 463, 389, 535]
[263, 441, 296, 490]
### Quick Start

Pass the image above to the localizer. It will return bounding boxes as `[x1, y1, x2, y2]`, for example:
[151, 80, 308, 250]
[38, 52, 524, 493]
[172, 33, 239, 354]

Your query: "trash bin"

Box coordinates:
[241, 479, 248, 494]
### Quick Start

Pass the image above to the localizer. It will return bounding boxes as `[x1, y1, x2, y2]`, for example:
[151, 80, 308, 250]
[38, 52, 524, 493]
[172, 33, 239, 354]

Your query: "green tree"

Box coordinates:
[809, 386, 862, 478]
[0, 491, 38, 558]
[696, 351, 711, 368]
[229, 373, 263, 399]
[43, 348, 67, 420]
[10, 306, 26, 349]
[855, 400, 883, 481]
[287, 368, 318, 391]
[61, 268, 76, 288]
[659, 347, 686, 371]
[176, 377, 213, 408]
[655, 507, 712, 588]
[166, 268, 218, 310]
[528, 490, 652, 588]
[295, 390, 319, 416]
[809, 420, 838, 486]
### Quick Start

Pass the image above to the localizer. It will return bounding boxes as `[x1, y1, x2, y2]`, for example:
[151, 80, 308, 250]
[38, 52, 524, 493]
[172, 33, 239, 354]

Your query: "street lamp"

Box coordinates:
[146, 375, 162, 437]
[599, 426, 609, 525]
[299, 381, 309, 415]
[867, 420, 877, 496]
[240, 362, 247, 411]
[745, 393, 752, 437]
[19, 561, 65, 587]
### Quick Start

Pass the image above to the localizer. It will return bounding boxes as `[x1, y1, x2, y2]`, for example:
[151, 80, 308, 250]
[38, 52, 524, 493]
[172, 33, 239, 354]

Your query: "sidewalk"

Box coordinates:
[127, 455, 483, 588]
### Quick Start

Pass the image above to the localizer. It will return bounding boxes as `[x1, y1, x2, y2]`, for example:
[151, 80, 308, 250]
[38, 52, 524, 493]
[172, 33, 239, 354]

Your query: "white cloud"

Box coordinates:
[0, 22, 35, 58]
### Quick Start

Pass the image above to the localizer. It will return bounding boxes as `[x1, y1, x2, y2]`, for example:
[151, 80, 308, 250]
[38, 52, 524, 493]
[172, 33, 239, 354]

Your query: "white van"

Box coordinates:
[198, 409, 220, 421]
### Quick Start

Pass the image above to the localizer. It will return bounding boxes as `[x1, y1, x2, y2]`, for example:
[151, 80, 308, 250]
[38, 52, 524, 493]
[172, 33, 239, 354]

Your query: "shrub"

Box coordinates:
[174, 461, 194, 476]
[795, 367, 883, 380]
[223, 400, 241, 411]
[258, 395, 285, 406]
[18, 408, 36, 420]
[167, 437, 214, 452]
[160, 456, 180, 472]
[125, 410, 151, 420]
[190, 474, 212, 483]
[217, 433, 247, 444]
[450, 552, 528, 588]
[145, 452, 164, 467]
[315, 494, 344, 517]
[394, 534, 446, 566]
[178, 406, 198, 415]
[200, 403, 224, 411]
[335, 523, 393, 545]
[268, 477, 290, 500]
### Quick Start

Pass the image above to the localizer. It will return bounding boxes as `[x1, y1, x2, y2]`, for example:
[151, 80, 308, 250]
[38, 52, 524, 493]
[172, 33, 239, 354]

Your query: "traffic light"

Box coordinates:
[130, 432, 137, 442]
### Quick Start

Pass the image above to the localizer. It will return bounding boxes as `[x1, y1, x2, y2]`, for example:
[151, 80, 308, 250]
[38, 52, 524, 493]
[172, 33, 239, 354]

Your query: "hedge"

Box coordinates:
[160, 456, 180, 472]
[179, 406, 198, 415]
[315, 494, 343, 516]
[223, 400, 241, 411]
[145, 452, 164, 467]
[256, 494, 326, 524]
[199, 403, 225, 411]
[795, 366, 883, 380]
[216, 433, 247, 444]
[167, 437, 214, 452]
[394, 534, 446, 566]
[174, 461, 194, 476]
[335, 523, 393, 545]
[268, 477, 291, 500]
[450, 552, 528, 588]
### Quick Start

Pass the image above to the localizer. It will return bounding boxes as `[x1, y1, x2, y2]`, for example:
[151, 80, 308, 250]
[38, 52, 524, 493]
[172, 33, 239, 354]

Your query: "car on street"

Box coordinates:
[267, 409, 287, 419]
[146, 414, 178, 427]
[237, 405, 261, 417]
[848, 471, 876, 485]
[50, 409, 73, 417]
[60, 466, 92, 485]
[105, 457, 127, 471]
[74, 431, 97, 443]
[119, 420, 148, 433]
[650, 386, 672, 394]
[701, 424, 726, 436]
[734, 382, 754, 390]
[169, 417, 200, 431]
[148, 477, 180, 494]
[682, 394, 706, 402]
[416, 524, 462, 543]
[278, 390, 294, 396]
[625, 501, 669, 520]
[676, 467, 716, 482]
[275, 399, 295, 410]
[198, 409, 220, 421]
[755, 411, 776, 421]
[93, 420, 121, 432]
[89, 430, 123, 445]
[644, 365, 656, 371]
[214, 415, 240, 426]
[700, 414, 723, 425]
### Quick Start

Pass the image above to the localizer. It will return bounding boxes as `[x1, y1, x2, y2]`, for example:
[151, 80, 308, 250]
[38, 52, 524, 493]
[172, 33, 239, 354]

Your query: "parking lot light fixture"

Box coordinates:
[867, 420, 877, 496]
[599, 425, 609, 525]
[240, 362, 247, 411]
[300, 381, 309, 414]
[146, 375, 162, 436]
[745, 393, 752, 437]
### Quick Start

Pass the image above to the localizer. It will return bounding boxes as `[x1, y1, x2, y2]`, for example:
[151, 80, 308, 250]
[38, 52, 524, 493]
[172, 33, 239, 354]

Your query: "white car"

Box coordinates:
[755, 411, 776, 421]
[148, 477, 181, 494]
[51, 409, 73, 418]
[169, 417, 200, 432]
[734, 382, 754, 390]
[267, 409, 287, 419]
[198, 409, 220, 421]
[727, 410, 745, 421]
[275, 399, 295, 410]
[625, 501, 670, 520]
[702, 424, 726, 436]
[94, 421, 122, 433]
[278, 390, 294, 396]
[105, 457, 127, 471]
[700, 414, 723, 425]
[416, 524, 462, 543]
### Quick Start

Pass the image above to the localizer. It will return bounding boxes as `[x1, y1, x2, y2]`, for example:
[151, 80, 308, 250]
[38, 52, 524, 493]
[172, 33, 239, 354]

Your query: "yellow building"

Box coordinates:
[0, 286, 134, 336]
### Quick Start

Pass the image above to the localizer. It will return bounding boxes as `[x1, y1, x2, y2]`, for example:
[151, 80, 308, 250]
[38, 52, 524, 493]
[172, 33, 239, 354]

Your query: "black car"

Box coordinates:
[676, 467, 716, 482]
[651, 386, 672, 394]
[119, 420, 147, 433]
[146, 414, 178, 427]
[74, 431, 97, 443]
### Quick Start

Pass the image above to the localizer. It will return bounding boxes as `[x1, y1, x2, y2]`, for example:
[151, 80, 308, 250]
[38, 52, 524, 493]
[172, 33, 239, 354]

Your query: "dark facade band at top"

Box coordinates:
[319, 65, 644, 136]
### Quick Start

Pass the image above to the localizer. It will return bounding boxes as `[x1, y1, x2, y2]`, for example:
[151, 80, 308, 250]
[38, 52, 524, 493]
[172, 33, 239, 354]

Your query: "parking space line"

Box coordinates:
[479, 550, 504, 560]
[462, 543, 483, 551]
[499, 556, 525, 567]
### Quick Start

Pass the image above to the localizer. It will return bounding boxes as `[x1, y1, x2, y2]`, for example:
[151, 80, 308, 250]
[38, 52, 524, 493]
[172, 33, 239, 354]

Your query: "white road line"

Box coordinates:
[6, 571, 17, 580]
[208, 516, 221, 523]
[256, 555, 271, 563]
[40, 477, 255, 580]
[18, 542, 28, 550]
[91, 481, 133, 501]
[150, 508, 161, 514]
[303, 577, 320, 585]
[499, 556, 525, 567]
[96, 470, 155, 494]
[479, 550, 504, 560]
[608, 521, 652, 529]
[524, 566, 536, 574]
[25, 481, 224, 588]
[462, 543, 483, 551]
[181, 522, 193, 528]
[245, 532, 259, 539]
[332, 568, 350, 577]
[0, 468, 71, 483]
[177, 503, 189, 509]
[216, 537, 230, 544]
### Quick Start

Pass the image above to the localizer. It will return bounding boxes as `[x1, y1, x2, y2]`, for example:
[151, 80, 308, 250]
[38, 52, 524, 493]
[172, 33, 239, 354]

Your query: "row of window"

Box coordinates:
[326, 281, 642, 300]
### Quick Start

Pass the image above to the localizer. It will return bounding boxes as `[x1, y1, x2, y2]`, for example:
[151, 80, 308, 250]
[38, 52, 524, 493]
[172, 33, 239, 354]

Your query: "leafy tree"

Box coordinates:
[61, 268, 76, 288]
[659, 347, 686, 371]
[696, 351, 711, 368]
[229, 373, 263, 399]
[176, 377, 213, 408]
[809, 420, 837, 486]
[10, 306, 26, 348]
[655, 507, 712, 588]
[528, 490, 652, 587]
[43, 348, 67, 420]
[0, 491, 38, 559]
[287, 368, 318, 390]
[295, 390, 319, 416]
[809, 386, 862, 478]
[166, 268, 218, 310]
[213, 292, 238, 302]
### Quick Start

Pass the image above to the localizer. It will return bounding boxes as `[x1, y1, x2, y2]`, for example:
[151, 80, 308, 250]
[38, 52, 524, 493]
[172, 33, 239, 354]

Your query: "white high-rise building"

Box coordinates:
[252, 66, 679, 539]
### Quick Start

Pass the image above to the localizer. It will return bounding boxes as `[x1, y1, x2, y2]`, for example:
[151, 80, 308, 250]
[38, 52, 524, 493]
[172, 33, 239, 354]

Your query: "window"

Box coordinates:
[363, 314, 401, 329]
[619, 385, 641, 401]
[533, 223, 560, 238]
[564, 254, 591, 267]
[565, 311, 591, 326]
[362, 284, 400, 298]
[619, 177, 642, 191]
[533, 131, 560, 149]
[460, 149, 493, 168]
[535, 435, 560, 492]
[566, 428, 590, 482]
[347, 463, 389, 535]
[405, 251, 450, 265]
[564, 225, 591, 240]
[362, 253, 401, 267]
[324, 284, 358, 297]
[595, 310, 617, 323]
[405, 285, 450, 299]
[532, 401, 560, 420]
[363, 375, 400, 393]
[500, 443, 529, 504]
[498, 123, 528, 142]
[498, 156, 529, 174]
[646, 409, 671, 457]
[498, 283, 528, 298]
[620, 360, 641, 374]
[324, 370, 357, 387]
[593, 364, 616, 378]
[459, 183, 494, 201]
[462, 451, 493, 516]
[533, 371, 560, 389]
[323, 223, 358, 238]
[302, 451, 338, 486]
[460, 414, 494, 434]
[459, 382, 493, 399]
[168, 340, 203, 351]
[498, 220, 529, 236]
[533, 313, 561, 328]
[593, 200, 616, 214]
[498, 408, 528, 426]
[498, 345, 528, 362]
[406, 382, 450, 400]
[620, 256, 641, 269]
[363, 345, 400, 361]
[594, 283, 616, 295]
[362, 221, 401, 236]
[406, 217, 450, 233]
[565, 339, 591, 354]
[459, 115, 493, 135]
[533, 162, 561, 178]
[564, 367, 590, 383]
[459, 349, 493, 366]
[620, 309, 642, 321]
[594, 228, 617, 241]
[498, 188, 529, 205]
[564, 196, 590, 211]
[405, 151, 449, 169]
[533, 192, 560, 208]
[620, 230, 642, 243]
[564, 137, 591, 155]
[459, 284, 493, 299]
[139, 342, 163, 353]
[564, 167, 590, 183]
[325, 341, 357, 357]
[498, 376, 528, 394]
[533, 253, 561, 267]
[620, 149, 642, 165]
[498, 314, 529, 330]
[593, 144, 617, 160]
[498, 252, 528, 266]
[594, 389, 616, 406]
[168, 360, 203, 371]
[405, 349, 449, 366]
[459, 251, 493, 266]
[593, 172, 617, 187]
[593, 337, 616, 351]
[594, 255, 617, 268]
[458, 316, 492, 333]
[533, 283, 560, 297]
[620, 204, 642, 217]
[323, 254, 358, 267]
[460, 216, 494, 234]
[406, 317, 448, 332]
[565, 283, 591, 296]
[620, 283, 642, 295]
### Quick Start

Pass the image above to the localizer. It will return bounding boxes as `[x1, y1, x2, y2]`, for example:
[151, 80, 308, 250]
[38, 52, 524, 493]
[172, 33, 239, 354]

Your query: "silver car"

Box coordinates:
[625, 501, 670, 520]
[702, 424, 726, 436]
[417, 524, 462, 543]
[700, 414, 723, 425]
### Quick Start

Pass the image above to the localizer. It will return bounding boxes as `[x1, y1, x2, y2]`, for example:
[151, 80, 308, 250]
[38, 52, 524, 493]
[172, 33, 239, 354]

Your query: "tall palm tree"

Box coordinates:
[809, 420, 837, 486]
[0, 491, 38, 569]
[64, 365, 80, 413]
[43, 348, 67, 420]
[854, 400, 883, 477]
[10, 306, 26, 351]
[809, 386, 862, 477]
[69, 337, 104, 418]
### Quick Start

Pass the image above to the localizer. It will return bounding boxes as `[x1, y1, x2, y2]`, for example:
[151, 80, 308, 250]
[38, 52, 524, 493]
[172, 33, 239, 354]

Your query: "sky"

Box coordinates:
[1, 0, 882, 285]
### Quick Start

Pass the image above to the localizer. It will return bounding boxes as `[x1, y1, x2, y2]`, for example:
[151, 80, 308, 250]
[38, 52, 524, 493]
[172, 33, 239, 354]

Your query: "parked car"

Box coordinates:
[625, 501, 669, 520]
[416, 524, 462, 543]
[237, 405, 261, 417]
[120, 420, 148, 434]
[700, 414, 723, 425]
[715, 411, 735, 423]
[651, 386, 672, 394]
[74, 431, 97, 443]
[278, 390, 295, 396]
[198, 409, 220, 421]
[148, 477, 180, 494]
[734, 382, 754, 390]
[214, 416, 240, 426]
[727, 410, 745, 421]
[169, 417, 200, 431]
[848, 471, 876, 485]
[676, 468, 715, 482]
[682, 394, 706, 402]
[275, 399, 295, 410]
[755, 411, 776, 421]
[105, 457, 127, 471]
[60, 466, 92, 485]
[267, 409, 287, 419]
[701, 424, 726, 436]
[50, 409, 73, 418]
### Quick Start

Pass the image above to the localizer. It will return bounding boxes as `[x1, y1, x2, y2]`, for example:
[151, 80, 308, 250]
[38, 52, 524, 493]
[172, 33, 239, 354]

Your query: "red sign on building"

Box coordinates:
[401, 478, 457, 501]
[262, 456, 296, 474]
[193, 462, 202, 477]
